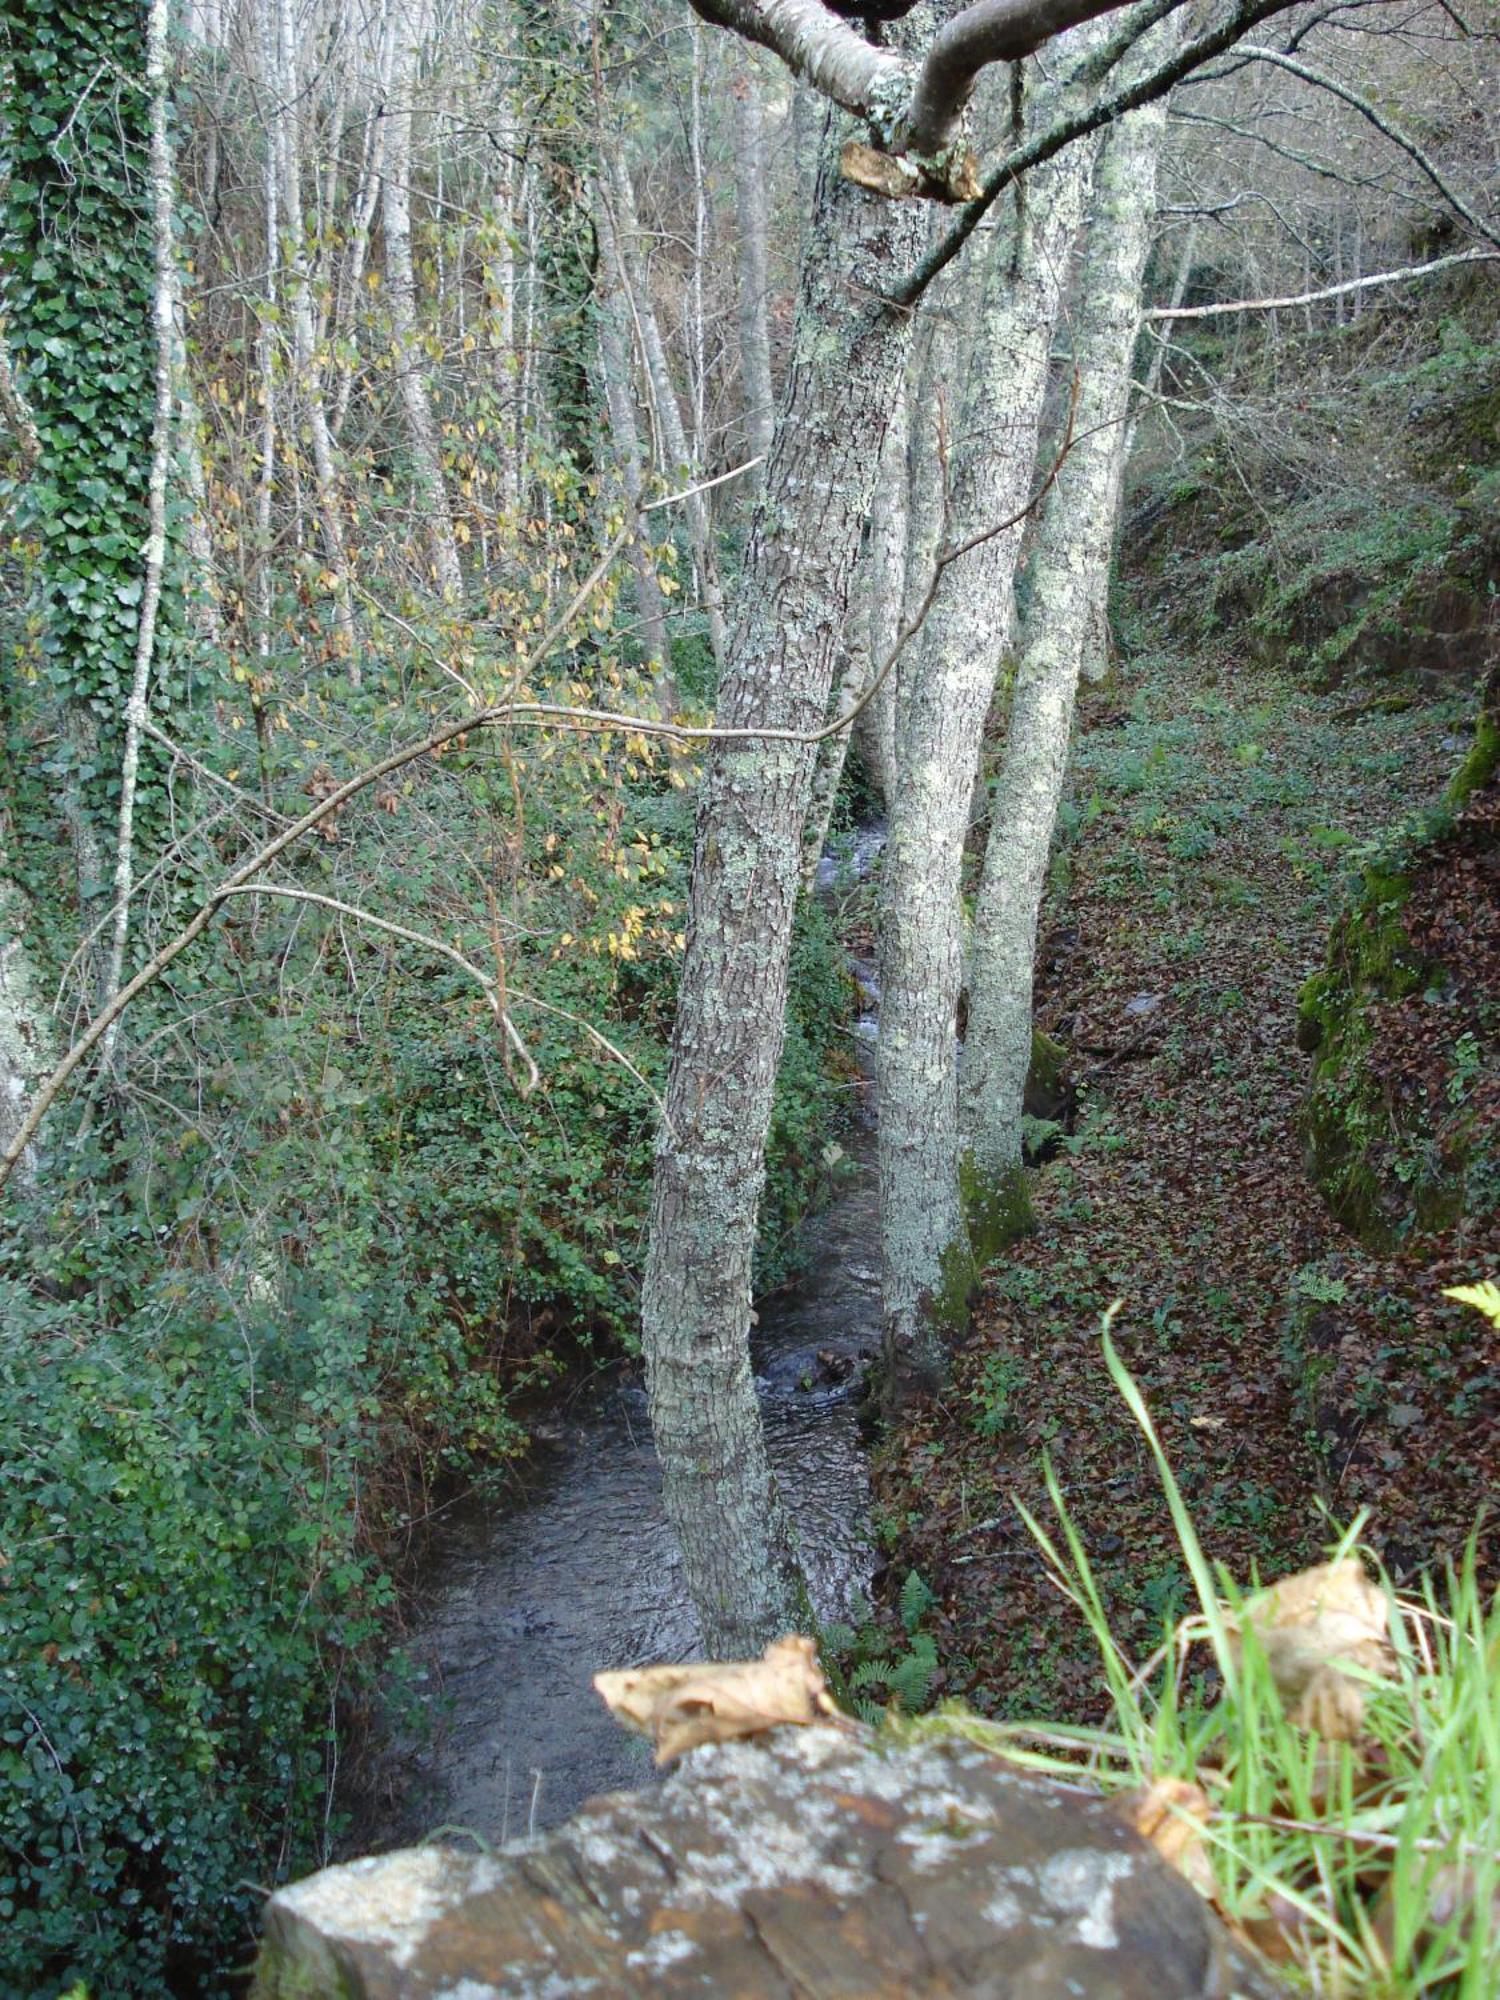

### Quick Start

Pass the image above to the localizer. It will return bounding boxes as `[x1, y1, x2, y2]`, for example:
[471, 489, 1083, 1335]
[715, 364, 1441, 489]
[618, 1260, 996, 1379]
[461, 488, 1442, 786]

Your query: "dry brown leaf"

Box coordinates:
[593, 1635, 839, 1765]
[1236, 1891, 1317, 1967]
[1113, 1778, 1216, 1898]
[1233, 1558, 1391, 1739]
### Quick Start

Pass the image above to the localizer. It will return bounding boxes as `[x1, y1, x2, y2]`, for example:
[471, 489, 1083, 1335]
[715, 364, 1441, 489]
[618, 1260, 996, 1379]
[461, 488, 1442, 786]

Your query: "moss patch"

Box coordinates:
[1300, 694, 1499, 1244]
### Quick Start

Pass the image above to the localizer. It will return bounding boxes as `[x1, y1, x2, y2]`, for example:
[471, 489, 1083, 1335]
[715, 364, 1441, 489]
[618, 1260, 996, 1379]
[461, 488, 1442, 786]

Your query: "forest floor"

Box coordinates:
[872, 645, 1500, 1723]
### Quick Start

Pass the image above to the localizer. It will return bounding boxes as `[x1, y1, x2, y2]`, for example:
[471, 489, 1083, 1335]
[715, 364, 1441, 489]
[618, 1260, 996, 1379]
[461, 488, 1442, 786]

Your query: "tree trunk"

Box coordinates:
[606, 153, 729, 670]
[856, 376, 909, 805]
[878, 95, 1099, 1400]
[641, 140, 925, 1657]
[593, 179, 673, 698]
[731, 50, 776, 480]
[0, 869, 52, 1190]
[962, 89, 1170, 1203]
[274, 0, 357, 672]
[381, 0, 463, 601]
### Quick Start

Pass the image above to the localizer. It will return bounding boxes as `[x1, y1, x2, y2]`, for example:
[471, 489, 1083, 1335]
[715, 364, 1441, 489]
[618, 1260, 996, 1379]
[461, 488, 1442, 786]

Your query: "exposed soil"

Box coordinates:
[873, 650, 1500, 1722]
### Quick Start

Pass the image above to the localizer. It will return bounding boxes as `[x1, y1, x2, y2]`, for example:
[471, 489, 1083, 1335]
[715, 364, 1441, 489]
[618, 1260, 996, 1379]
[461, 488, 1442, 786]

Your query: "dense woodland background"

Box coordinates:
[0, 0, 1495, 1989]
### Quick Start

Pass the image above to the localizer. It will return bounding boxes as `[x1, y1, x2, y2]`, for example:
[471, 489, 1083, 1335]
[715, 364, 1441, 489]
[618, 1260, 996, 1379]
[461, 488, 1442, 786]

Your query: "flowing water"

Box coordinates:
[354, 845, 883, 1849]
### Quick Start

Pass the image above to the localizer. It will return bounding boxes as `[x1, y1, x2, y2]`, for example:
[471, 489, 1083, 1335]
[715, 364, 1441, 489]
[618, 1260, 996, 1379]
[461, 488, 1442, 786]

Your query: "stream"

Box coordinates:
[354, 835, 884, 1849]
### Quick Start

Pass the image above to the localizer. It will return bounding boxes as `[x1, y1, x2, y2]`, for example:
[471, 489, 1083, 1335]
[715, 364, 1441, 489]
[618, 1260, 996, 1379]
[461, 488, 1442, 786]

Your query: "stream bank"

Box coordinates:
[875, 652, 1497, 1719]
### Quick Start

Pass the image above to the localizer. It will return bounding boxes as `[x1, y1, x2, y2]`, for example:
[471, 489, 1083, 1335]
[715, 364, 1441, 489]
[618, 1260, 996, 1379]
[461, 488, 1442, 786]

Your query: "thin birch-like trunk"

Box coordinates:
[593, 180, 672, 696]
[606, 153, 729, 669]
[0, 869, 52, 1188]
[642, 141, 925, 1656]
[878, 103, 1099, 1399]
[254, 0, 280, 670]
[731, 50, 776, 479]
[962, 90, 1171, 1199]
[102, 0, 178, 1061]
[381, 0, 463, 600]
[275, 0, 357, 673]
[331, 0, 395, 438]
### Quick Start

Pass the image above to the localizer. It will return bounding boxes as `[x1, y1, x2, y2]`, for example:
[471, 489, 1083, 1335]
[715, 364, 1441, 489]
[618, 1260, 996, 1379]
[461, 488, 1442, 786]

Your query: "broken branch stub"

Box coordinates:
[840, 139, 984, 203]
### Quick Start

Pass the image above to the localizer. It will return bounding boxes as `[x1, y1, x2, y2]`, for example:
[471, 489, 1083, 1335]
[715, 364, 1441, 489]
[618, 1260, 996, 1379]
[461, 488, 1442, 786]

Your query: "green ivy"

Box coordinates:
[1, 0, 185, 913]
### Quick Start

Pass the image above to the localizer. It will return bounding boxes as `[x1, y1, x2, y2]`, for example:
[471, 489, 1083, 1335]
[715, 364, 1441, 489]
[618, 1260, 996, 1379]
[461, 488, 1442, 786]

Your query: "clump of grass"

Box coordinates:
[902, 1311, 1499, 1996]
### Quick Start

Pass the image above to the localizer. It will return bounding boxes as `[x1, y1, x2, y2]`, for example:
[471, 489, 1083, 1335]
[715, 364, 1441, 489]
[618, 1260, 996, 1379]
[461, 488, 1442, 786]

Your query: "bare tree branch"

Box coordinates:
[1203, 47, 1500, 251]
[1148, 246, 1499, 318]
[0, 396, 1102, 1194]
[219, 882, 542, 1092]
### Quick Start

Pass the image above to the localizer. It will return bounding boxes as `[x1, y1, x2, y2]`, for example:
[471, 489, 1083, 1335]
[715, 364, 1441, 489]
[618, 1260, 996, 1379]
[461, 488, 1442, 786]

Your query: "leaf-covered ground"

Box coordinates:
[873, 650, 1499, 1720]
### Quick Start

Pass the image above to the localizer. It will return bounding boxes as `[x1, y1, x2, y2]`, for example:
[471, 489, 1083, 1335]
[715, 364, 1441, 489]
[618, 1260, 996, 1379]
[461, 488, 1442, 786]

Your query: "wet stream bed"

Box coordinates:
[349, 924, 884, 1850]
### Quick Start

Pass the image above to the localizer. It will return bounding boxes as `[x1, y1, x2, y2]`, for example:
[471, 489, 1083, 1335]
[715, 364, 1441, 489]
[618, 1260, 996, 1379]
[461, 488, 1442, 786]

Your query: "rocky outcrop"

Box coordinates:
[253, 1725, 1283, 1998]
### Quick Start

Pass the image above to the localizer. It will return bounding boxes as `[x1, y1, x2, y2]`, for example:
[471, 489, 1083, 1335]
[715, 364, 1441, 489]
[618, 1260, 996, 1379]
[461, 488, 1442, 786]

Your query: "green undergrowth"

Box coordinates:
[0, 670, 854, 1994]
[1123, 304, 1500, 690]
[893, 1323, 1500, 1998]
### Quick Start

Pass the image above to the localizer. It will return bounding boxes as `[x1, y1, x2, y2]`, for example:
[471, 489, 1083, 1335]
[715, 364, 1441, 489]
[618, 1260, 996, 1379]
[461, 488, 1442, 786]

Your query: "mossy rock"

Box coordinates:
[1299, 688, 1498, 1244]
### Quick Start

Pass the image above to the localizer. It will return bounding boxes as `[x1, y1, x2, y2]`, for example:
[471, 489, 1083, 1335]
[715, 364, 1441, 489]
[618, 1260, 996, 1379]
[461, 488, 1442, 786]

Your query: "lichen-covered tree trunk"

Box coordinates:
[801, 379, 910, 880]
[642, 145, 924, 1657]
[962, 89, 1170, 1210]
[0, 871, 51, 1188]
[877, 119, 1098, 1399]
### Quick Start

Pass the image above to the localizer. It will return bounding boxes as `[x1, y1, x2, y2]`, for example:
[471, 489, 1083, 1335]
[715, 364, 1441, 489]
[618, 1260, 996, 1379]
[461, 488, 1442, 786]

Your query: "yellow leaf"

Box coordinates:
[1443, 1279, 1500, 1328]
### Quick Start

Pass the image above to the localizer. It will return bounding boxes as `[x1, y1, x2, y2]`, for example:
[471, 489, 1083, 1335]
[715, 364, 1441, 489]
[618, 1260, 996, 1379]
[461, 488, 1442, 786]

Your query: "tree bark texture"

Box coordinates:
[641, 142, 926, 1657]
[381, 0, 464, 601]
[878, 101, 1099, 1399]
[962, 87, 1169, 1197]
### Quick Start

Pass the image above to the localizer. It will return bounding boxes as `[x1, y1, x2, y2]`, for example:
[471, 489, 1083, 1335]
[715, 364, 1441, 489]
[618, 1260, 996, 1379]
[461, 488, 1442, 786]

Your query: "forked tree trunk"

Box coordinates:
[641, 139, 925, 1657]
[878, 96, 1099, 1400]
[962, 88, 1171, 1198]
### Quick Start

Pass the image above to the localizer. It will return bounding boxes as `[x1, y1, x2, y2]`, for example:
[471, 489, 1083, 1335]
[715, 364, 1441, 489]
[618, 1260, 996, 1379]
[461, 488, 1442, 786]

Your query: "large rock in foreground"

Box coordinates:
[253, 1725, 1282, 1997]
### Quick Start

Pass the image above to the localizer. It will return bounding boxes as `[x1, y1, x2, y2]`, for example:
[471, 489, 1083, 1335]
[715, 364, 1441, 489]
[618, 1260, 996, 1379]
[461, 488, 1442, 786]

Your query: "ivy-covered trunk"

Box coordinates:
[641, 143, 925, 1656]
[1, 0, 182, 1026]
[877, 108, 1098, 1399]
[962, 86, 1172, 1202]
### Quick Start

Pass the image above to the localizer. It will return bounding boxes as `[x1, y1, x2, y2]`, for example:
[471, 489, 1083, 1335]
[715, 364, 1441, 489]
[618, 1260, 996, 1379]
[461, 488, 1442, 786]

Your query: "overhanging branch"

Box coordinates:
[688, 0, 1151, 196]
[892, 0, 1299, 305]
